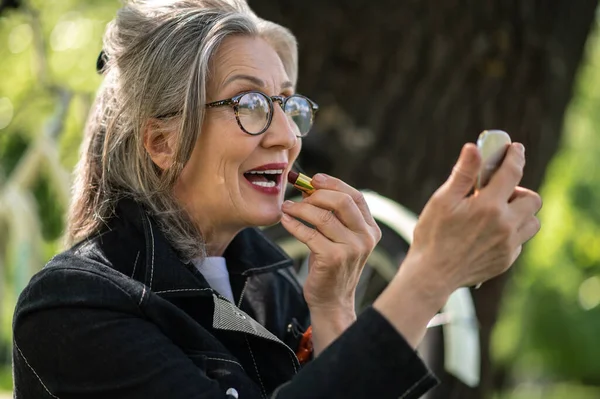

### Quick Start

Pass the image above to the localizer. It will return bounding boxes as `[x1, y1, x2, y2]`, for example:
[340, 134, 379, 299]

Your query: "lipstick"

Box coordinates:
[287, 171, 315, 195]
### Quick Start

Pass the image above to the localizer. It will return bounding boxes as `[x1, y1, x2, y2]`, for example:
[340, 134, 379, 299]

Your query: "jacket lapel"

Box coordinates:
[101, 199, 303, 391]
[110, 199, 299, 344]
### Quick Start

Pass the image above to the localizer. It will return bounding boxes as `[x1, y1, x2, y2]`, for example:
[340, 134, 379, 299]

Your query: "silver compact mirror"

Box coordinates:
[475, 130, 512, 190]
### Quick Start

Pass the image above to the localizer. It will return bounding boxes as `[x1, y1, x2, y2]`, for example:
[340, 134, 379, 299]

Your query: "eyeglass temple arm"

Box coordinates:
[206, 99, 235, 108]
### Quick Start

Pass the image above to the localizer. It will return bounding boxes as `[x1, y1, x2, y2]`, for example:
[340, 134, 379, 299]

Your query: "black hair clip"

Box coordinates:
[96, 50, 108, 74]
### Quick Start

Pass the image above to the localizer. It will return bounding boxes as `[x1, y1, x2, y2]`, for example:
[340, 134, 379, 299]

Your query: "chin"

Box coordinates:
[245, 209, 283, 228]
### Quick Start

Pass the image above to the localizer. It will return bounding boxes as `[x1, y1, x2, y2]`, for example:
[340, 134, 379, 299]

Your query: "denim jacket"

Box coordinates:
[12, 198, 438, 398]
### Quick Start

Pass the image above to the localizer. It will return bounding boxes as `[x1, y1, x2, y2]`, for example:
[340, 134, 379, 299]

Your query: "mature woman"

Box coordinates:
[12, 1, 542, 398]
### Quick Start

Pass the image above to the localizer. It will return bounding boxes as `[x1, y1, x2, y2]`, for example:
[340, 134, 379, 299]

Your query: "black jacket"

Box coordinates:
[12, 198, 438, 398]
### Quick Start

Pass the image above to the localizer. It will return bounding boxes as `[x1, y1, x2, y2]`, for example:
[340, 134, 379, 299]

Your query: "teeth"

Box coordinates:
[251, 181, 277, 188]
[247, 169, 283, 175]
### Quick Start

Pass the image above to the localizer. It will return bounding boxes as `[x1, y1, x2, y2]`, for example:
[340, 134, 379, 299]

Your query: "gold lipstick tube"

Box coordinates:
[288, 171, 315, 195]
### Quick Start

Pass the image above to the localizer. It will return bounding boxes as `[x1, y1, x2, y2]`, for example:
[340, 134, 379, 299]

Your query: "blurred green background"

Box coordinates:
[1, 0, 600, 398]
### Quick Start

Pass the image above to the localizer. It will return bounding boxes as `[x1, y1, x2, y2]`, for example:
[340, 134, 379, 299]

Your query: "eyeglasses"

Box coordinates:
[206, 91, 319, 137]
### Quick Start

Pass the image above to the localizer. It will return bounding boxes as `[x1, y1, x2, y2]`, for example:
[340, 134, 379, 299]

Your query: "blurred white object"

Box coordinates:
[362, 191, 480, 388]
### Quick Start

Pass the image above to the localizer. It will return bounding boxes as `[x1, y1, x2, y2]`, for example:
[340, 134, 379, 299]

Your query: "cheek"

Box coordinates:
[202, 115, 250, 170]
[172, 136, 212, 203]
[173, 157, 201, 205]
[290, 139, 302, 164]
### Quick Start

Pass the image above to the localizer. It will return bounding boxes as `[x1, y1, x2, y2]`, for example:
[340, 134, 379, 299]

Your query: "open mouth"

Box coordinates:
[243, 169, 284, 188]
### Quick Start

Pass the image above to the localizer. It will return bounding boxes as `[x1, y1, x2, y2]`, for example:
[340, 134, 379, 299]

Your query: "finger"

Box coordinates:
[508, 189, 543, 219]
[438, 143, 482, 200]
[282, 200, 349, 243]
[516, 216, 541, 245]
[508, 186, 531, 202]
[280, 213, 331, 252]
[302, 189, 369, 233]
[310, 174, 378, 229]
[483, 143, 525, 201]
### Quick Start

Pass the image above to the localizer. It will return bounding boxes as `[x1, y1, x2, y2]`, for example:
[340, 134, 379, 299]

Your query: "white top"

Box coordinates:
[191, 256, 235, 303]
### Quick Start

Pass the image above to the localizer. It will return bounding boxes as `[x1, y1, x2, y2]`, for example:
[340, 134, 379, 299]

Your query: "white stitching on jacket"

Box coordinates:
[237, 279, 249, 308]
[242, 259, 290, 275]
[14, 341, 60, 398]
[154, 288, 212, 294]
[205, 357, 245, 370]
[245, 334, 267, 399]
[138, 285, 146, 306]
[146, 215, 155, 289]
[131, 251, 140, 278]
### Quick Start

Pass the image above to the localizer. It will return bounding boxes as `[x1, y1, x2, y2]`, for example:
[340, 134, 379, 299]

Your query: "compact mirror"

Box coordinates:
[475, 130, 512, 190]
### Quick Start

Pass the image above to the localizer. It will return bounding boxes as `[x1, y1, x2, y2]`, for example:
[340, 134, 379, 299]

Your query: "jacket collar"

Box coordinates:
[104, 198, 293, 296]
[223, 226, 294, 276]
[85, 198, 302, 370]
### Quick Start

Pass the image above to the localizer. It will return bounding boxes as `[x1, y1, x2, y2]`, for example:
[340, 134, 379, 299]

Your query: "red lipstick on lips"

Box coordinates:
[243, 163, 287, 195]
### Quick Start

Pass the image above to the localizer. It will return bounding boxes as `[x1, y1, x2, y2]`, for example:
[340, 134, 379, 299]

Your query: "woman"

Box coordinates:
[12, 0, 542, 398]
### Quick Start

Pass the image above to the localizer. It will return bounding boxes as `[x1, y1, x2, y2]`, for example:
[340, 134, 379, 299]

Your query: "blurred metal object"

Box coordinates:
[362, 191, 480, 388]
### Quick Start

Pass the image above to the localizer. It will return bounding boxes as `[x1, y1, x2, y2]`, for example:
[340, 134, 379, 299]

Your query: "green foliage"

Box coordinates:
[0, 1, 120, 241]
[0, 365, 12, 392]
[0, 1, 121, 391]
[494, 383, 600, 399]
[31, 169, 65, 240]
[0, 131, 29, 177]
[492, 20, 600, 388]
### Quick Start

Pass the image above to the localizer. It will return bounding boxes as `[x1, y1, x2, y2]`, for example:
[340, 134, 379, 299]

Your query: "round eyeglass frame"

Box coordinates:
[205, 91, 319, 137]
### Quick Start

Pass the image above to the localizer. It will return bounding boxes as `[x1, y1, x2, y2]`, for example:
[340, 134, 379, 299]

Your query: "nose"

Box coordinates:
[260, 104, 298, 150]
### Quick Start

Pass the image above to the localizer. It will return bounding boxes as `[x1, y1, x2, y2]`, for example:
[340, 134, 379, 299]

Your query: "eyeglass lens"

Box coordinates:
[237, 92, 313, 135]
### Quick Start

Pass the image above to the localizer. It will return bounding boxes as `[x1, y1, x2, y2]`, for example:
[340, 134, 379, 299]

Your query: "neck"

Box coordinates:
[201, 224, 242, 257]
[205, 238, 232, 257]
[180, 199, 243, 257]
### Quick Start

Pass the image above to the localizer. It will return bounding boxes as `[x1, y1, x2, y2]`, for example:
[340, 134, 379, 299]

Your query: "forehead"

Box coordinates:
[209, 35, 290, 94]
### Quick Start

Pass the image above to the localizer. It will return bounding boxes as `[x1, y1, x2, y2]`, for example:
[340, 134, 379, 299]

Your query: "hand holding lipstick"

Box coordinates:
[280, 173, 382, 355]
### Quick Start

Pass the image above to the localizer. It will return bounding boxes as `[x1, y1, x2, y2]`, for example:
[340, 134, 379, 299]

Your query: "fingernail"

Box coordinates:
[281, 213, 292, 222]
[282, 200, 294, 209]
[516, 143, 525, 155]
[312, 174, 326, 184]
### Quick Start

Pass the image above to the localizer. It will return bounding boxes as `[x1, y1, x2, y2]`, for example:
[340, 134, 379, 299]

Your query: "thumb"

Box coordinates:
[442, 143, 481, 198]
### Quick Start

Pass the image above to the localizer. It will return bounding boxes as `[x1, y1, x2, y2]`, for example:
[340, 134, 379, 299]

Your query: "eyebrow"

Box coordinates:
[222, 74, 294, 91]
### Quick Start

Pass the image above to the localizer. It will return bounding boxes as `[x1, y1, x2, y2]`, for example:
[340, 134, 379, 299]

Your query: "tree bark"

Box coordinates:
[250, 0, 598, 397]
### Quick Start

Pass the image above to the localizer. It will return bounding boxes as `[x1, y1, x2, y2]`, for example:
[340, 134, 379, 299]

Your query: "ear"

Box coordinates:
[143, 119, 177, 171]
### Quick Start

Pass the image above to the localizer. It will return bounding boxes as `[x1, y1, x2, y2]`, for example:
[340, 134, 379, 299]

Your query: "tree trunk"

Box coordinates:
[250, 0, 598, 397]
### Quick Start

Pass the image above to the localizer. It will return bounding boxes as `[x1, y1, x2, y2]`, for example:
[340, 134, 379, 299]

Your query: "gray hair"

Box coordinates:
[67, 0, 298, 261]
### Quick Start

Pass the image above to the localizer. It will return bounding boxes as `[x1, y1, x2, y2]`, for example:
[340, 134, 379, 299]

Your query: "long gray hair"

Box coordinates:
[67, 0, 298, 261]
